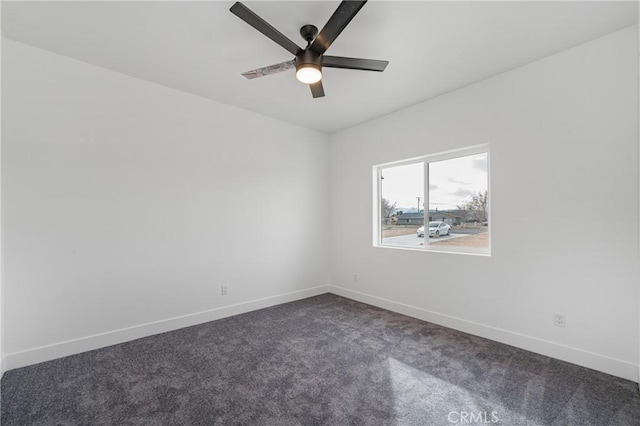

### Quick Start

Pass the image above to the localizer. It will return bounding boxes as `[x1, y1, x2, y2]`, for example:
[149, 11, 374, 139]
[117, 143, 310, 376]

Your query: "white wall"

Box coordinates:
[0, 1, 4, 379]
[1, 39, 330, 368]
[636, 15, 640, 385]
[329, 27, 639, 380]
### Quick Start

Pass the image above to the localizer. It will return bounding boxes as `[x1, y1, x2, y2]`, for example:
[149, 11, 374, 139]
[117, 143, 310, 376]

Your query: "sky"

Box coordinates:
[381, 153, 488, 211]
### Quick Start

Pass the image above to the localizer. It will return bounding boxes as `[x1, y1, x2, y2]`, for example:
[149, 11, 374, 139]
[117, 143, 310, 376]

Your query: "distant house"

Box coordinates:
[429, 209, 472, 226]
[395, 212, 424, 225]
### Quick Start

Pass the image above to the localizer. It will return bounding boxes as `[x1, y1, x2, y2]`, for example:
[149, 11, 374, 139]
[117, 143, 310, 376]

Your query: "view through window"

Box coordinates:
[377, 147, 490, 255]
[380, 162, 424, 249]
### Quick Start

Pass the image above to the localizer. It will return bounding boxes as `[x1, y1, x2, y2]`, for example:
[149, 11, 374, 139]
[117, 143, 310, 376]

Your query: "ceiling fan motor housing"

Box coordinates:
[295, 49, 322, 72]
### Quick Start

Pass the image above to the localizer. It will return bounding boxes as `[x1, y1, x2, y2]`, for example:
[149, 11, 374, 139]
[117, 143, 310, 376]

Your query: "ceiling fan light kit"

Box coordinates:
[295, 50, 322, 84]
[230, 0, 388, 99]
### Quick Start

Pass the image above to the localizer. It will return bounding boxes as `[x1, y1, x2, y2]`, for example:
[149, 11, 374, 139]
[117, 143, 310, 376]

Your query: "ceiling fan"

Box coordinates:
[230, 1, 389, 98]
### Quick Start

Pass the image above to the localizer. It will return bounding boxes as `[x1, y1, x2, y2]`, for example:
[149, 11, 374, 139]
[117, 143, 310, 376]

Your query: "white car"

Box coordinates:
[417, 221, 451, 238]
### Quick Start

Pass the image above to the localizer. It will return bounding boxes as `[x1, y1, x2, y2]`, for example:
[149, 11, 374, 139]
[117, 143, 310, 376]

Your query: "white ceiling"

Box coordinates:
[2, 1, 637, 134]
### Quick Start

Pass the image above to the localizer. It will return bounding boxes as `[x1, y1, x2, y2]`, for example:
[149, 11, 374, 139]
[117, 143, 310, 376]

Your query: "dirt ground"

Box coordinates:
[382, 225, 489, 249]
[381, 226, 419, 238]
[430, 232, 489, 248]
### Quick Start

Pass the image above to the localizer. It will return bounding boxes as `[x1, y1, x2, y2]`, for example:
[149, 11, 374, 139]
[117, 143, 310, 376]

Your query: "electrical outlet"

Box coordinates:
[221, 285, 228, 296]
[353, 274, 358, 283]
[554, 313, 566, 328]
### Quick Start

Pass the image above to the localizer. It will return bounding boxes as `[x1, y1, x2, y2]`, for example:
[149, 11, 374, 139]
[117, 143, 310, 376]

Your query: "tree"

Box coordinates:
[457, 190, 488, 222]
[381, 198, 398, 219]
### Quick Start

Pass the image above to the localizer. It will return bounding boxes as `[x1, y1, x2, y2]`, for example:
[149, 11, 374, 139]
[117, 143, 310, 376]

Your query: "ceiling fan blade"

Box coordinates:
[230, 2, 302, 56]
[309, 1, 367, 55]
[310, 81, 325, 98]
[323, 56, 388, 72]
[241, 61, 295, 80]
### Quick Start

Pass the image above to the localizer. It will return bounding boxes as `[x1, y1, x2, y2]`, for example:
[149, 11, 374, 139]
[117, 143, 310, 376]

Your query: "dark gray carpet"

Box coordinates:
[2, 294, 639, 425]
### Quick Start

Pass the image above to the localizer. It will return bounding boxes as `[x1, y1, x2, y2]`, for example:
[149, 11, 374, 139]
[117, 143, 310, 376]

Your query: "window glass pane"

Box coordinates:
[427, 153, 489, 252]
[380, 162, 424, 248]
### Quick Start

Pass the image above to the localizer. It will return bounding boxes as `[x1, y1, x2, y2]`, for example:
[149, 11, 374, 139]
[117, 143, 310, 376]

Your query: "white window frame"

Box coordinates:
[373, 144, 490, 256]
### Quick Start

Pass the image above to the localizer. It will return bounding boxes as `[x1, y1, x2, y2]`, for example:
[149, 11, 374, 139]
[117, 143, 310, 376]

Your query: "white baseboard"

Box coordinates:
[6, 284, 637, 382]
[4, 285, 330, 371]
[328, 285, 639, 382]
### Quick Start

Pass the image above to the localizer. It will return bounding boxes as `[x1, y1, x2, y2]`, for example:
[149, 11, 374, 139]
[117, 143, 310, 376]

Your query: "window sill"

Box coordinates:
[373, 244, 491, 257]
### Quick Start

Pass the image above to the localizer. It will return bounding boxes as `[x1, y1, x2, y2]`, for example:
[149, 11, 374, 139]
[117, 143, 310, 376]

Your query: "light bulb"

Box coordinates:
[296, 66, 322, 84]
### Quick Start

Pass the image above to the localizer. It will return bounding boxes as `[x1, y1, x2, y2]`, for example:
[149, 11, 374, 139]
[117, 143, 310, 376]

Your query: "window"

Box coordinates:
[375, 145, 490, 255]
